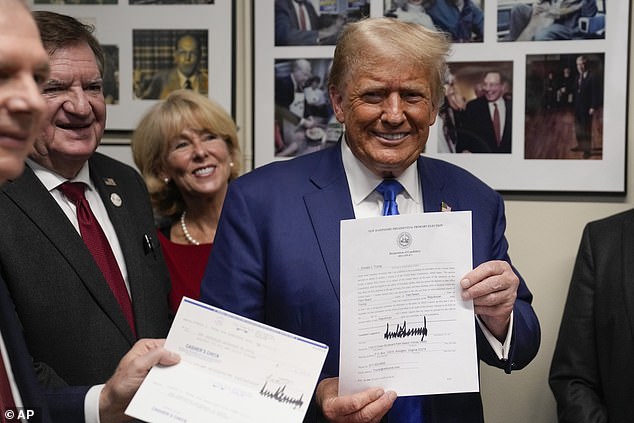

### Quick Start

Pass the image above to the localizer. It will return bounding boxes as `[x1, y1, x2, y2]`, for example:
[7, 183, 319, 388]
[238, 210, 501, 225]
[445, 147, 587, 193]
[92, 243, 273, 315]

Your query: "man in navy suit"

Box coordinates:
[201, 18, 539, 422]
[0, 4, 52, 419]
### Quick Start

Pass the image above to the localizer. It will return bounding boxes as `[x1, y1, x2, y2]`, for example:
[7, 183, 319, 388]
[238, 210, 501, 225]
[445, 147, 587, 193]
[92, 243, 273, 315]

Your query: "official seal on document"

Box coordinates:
[397, 232, 412, 249]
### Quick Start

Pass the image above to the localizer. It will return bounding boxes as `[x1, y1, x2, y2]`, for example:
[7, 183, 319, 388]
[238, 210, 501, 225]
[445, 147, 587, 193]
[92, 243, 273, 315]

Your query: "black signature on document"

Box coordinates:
[259, 382, 304, 409]
[384, 317, 428, 342]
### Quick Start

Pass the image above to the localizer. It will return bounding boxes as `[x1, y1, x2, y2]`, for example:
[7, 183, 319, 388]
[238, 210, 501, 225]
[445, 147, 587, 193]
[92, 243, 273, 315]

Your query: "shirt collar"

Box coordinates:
[26, 158, 93, 192]
[341, 136, 421, 207]
[177, 70, 196, 88]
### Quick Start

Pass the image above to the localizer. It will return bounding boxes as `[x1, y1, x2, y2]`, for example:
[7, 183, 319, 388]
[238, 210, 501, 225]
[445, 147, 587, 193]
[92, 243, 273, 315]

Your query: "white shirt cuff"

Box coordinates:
[84, 384, 104, 423]
[476, 311, 513, 360]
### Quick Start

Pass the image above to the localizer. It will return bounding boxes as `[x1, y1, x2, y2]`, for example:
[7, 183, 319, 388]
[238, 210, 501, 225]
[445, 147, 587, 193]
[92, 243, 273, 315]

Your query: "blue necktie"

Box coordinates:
[376, 179, 424, 422]
[376, 179, 404, 216]
[386, 396, 424, 423]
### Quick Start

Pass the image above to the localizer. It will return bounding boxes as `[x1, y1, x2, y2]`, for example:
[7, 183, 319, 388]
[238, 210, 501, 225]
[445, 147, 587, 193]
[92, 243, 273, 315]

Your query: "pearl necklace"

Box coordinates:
[180, 211, 200, 245]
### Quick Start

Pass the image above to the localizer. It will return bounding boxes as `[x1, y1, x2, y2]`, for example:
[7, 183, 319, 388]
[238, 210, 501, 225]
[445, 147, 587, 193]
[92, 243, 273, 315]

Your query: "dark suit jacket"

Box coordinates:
[574, 70, 602, 123]
[275, 74, 297, 110]
[275, 0, 320, 46]
[0, 275, 55, 423]
[201, 142, 540, 422]
[0, 153, 171, 390]
[457, 96, 512, 153]
[1, 275, 89, 422]
[549, 209, 634, 423]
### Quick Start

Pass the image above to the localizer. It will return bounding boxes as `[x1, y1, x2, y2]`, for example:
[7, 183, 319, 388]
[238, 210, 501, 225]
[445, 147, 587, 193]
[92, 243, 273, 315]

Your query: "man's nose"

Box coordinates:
[64, 88, 91, 116]
[7, 73, 46, 115]
[382, 93, 405, 124]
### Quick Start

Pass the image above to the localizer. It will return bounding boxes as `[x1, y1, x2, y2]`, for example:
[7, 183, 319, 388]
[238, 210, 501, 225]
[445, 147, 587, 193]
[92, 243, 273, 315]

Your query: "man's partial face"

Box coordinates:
[329, 55, 437, 178]
[292, 60, 312, 88]
[31, 42, 106, 179]
[174, 35, 200, 77]
[576, 57, 587, 74]
[482, 72, 504, 102]
[0, 4, 49, 183]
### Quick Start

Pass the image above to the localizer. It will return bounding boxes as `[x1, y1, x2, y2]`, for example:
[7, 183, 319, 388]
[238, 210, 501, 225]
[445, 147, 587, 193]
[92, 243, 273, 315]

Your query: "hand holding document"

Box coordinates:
[339, 211, 479, 397]
[126, 298, 328, 423]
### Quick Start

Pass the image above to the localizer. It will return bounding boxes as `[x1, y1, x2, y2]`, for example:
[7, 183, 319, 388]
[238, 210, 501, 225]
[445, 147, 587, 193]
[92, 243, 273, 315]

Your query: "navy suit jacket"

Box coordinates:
[201, 142, 540, 422]
[0, 275, 53, 423]
[275, 0, 320, 46]
[0, 275, 87, 422]
[457, 96, 512, 154]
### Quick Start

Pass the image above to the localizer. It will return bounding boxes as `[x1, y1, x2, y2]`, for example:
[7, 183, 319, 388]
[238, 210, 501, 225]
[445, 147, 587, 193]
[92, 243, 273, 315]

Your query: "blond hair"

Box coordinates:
[329, 17, 451, 108]
[131, 89, 241, 217]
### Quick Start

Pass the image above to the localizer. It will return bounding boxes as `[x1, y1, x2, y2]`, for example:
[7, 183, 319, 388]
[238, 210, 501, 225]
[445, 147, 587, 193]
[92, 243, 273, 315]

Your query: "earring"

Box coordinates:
[163, 177, 170, 184]
[229, 162, 234, 167]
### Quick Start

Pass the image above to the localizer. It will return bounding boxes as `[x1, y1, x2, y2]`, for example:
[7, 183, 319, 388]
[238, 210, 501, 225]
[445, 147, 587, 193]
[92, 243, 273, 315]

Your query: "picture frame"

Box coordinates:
[253, 0, 628, 194]
[31, 0, 235, 131]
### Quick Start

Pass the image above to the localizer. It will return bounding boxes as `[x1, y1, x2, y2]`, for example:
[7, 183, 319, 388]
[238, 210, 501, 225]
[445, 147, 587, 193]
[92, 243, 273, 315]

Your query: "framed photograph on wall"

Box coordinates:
[30, 0, 234, 131]
[253, 0, 628, 194]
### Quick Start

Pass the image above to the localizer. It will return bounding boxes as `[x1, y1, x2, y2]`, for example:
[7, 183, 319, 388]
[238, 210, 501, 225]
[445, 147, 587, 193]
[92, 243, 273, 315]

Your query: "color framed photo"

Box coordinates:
[253, 0, 627, 193]
[31, 0, 234, 131]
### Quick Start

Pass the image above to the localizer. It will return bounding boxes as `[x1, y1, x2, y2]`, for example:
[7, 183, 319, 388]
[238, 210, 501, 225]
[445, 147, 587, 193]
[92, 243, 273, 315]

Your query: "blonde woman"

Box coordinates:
[132, 89, 241, 313]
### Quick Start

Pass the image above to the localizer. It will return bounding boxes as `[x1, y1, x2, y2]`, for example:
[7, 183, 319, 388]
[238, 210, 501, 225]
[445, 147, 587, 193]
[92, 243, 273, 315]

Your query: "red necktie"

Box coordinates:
[492, 103, 501, 146]
[0, 348, 16, 413]
[298, 3, 307, 30]
[59, 182, 136, 337]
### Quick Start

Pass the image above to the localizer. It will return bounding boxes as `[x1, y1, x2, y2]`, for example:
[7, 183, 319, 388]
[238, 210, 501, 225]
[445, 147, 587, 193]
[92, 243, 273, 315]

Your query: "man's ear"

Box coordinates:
[328, 85, 345, 123]
[429, 106, 439, 127]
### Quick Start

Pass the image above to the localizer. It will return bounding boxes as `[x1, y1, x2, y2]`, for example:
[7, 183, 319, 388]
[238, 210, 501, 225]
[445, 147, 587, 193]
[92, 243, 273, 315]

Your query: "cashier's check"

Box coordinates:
[126, 297, 329, 423]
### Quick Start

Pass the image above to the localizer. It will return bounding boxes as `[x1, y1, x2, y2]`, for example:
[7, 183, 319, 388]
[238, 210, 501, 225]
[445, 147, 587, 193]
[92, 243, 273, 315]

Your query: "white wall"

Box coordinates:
[100, 3, 633, 422]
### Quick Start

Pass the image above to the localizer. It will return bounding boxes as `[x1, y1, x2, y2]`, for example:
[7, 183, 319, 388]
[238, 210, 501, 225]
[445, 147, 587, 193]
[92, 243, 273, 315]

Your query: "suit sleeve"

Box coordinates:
[475, 194, 540, 373]
[200, 183, 266, 321]
[549, 224, 608, 423]
[45, 386, 90, 423]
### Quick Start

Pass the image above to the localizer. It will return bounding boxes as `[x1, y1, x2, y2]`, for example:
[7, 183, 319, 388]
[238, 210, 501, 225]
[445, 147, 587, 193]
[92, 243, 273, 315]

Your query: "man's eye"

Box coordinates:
[87, 83, 103, 92]
[362, 93, 382, 103]
[41, 84, 64, 94]
[403, 93, 424, 102]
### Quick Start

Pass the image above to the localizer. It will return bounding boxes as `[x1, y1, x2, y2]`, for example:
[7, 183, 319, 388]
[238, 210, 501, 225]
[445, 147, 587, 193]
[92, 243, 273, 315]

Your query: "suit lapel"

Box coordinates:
[418, 156, 458, 213]
[4, 166, 135, 342]
[303, 144, 354, 301]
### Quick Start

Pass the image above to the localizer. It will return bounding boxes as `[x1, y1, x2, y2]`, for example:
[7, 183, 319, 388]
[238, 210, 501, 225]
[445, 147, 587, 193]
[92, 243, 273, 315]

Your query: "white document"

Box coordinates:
[126, 297, 329, 423]
[339, 211, 479, 396]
